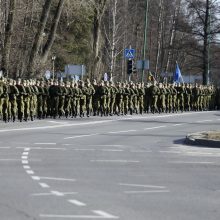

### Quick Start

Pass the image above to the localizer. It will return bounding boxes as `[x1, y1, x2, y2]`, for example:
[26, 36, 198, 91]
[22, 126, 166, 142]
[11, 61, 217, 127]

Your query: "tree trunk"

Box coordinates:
[91, 0, 108, 80]
[155, 0, 164, 75]
[164, 0, 181, 73]
[41, 0, 66, 63]
[27, 0, 53, 76]
[1, 0, 16, 77]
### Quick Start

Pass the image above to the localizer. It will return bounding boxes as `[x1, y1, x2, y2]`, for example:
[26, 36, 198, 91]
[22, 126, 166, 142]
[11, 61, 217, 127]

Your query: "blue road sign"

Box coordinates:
[124, 49, 135, 59]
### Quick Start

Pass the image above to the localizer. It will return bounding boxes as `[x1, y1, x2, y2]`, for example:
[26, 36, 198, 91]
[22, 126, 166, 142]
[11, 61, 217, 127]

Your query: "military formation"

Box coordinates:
[0, 76, 219, 123]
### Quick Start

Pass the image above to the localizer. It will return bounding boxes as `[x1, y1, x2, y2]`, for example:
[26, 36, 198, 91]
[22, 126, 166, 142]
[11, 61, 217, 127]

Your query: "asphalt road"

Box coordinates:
[0, 111, 220, 220]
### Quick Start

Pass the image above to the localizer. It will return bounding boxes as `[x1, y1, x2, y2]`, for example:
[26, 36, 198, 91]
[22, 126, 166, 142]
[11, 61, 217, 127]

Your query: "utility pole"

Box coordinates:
[207, 0, 211, 85]
[141, 0, 149, 82]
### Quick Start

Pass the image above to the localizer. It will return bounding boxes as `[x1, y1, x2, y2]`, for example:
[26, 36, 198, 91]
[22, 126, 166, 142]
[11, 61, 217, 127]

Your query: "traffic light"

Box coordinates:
[127, 59, 133, 75]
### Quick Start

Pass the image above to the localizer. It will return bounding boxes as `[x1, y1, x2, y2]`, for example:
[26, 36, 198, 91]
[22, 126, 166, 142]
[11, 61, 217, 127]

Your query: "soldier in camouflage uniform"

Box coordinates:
[149, 81, 160, 114]
[85, 80, 95, 117]
[16, 78, 26, 122]
[1, 78, 9, 122]
[8, 79, 19, 122]
[137, 83, 145, 114]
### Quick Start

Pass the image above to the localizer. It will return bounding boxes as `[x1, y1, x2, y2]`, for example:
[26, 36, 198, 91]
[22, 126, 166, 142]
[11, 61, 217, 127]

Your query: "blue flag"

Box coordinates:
[174, 63, 182, 83]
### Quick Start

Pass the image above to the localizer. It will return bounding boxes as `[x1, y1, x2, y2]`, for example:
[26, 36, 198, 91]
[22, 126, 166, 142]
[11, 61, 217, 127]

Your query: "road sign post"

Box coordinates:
[124, 49, 135, 60]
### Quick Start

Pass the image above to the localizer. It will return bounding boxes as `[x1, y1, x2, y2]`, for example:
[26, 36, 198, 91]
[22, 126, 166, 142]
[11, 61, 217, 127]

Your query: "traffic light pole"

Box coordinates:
[141, 0, 149, 83]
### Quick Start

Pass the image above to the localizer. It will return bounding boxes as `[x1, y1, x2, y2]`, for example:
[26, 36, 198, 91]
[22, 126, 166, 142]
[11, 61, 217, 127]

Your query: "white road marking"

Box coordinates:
[21, 156, 28, 160]
[22, 160, 28, 164]
[17, 147, 66, 150]
[130, 150, 152, 153]
[72, 149, 96, 151]
[64, 133, 100, 140]
[48, 121, 68, 124]
[124, 190, 170, 194]
[93, 210, 119, 219]
[24, 148, 30, 151]
[108, 130, 137, 134]
[32, 176, 41, 181]
[22, 152, 29, 155]
[144, 126, 166, 130]
[39, 183, 50, 188]
[26, 170, 34, 175]
[0, 159, 21, 161]
[40, 212, 119, 219]
[86, 145, 126, 148]
[34, 143, 57, 145]
[119, 183, 166, 189]
[102, 149, 124, 152]
[0, 147, 11, 149]
[172, 124, 183, 126]
[68, 199, 86, 207]
[39, 177, 76, 182]
[91, 160, 140, 163]
[169, 161, 215, 164]
[0, 120, 114, 133]
[196, 120, 213, 123]
[32, 192, 78, 196]
[23, 165, 30, 169]
[51, 191, 64, 196]
[0, 111, 217, 133]
[159, 151, 182, 154]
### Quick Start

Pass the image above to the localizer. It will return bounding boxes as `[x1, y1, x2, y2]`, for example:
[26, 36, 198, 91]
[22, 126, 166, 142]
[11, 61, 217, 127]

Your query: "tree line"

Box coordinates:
[0, 0, 219, 84]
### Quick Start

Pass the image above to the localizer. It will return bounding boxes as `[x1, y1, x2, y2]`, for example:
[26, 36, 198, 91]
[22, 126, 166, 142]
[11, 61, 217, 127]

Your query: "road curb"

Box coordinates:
[185, 131, 220, 148]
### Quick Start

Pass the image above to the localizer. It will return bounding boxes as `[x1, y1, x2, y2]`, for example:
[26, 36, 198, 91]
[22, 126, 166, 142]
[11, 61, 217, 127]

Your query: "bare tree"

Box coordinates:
[27, 0, 53, 76]
[1, 0, 16, 76]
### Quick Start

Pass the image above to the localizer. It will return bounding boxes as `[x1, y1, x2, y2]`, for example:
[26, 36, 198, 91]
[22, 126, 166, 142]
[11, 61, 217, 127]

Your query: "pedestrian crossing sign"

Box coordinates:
[124, 49, 135, 59]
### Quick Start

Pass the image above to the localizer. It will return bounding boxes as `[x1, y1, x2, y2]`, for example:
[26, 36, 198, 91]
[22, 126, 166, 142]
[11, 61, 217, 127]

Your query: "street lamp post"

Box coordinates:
[52, 56, 56, 80]
[142, 0, 149, 82]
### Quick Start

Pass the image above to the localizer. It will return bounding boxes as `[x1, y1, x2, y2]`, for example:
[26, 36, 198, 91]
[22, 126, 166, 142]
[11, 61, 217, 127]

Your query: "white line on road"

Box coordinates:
[22, 152, 29, 155]
[22, 160, 29, 164]
[68, 199, 87, 207]
[119, 183, 166, 189]
[102, 149, 124, 152]
[172, 124, 183, 126]
[196, 120, 213, 123]
[39, 183, 50, 188]
[159, 151, 182, 154]
[17, 147, 66, 150]
[32, 192, 78, 196]
[23, 165, 30, 169]
[32, 176, 41, 181]
[130, 150, 152, 153]
[26, 170, 34, 175]
[24, 148, 30, 151]
[34, 143, 57, 145]
[21, 156, 28, 160]
[91, 160, 140, 163]
[48, 121, 68, 124]
[40, 212, 119, 219]
[169, 161, 215, 164]
[144, 126, 167, 130]
[93, 210, 119, 219]
[51, 191, 64, 196]
[108, 130, 136, 134]
[0, 159, 21, 161]
[0, 147, 11, 149]
[124, 190, 170, 194]
[0, 111, 217, 133]
[72, 149, 96, 151]
[64, 133, 100, 140]
[39, 177, 76, 182]
[86, 145, 126, 148]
